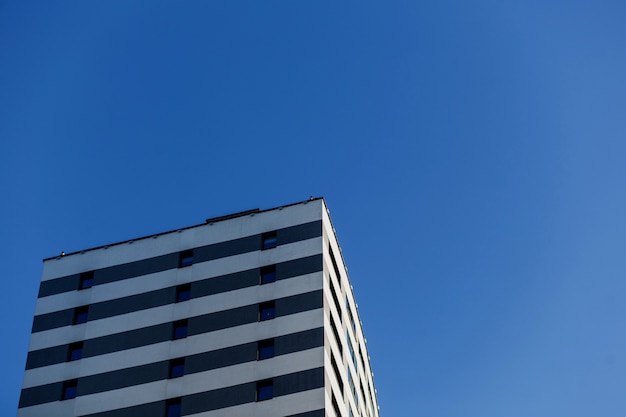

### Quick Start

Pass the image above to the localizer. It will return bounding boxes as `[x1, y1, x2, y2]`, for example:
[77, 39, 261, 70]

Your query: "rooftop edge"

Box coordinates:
[44, 196, 324, 262]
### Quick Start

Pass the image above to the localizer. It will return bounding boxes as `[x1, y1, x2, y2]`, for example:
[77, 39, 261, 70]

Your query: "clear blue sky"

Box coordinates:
[2, 1, 626, 416]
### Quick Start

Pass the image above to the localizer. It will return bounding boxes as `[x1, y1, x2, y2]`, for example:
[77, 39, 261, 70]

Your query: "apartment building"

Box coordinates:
[18, 198, 380, 417]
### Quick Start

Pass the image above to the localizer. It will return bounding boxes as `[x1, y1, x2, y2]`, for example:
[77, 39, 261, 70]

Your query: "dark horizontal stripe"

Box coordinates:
[77, 367, 324, 417]
[288, 411, 325, 417]
[19, 328, 323, 408]
[38, 220, 322, 298]
[32, 254, 322, 333]
[184, 367, 324, 414]
[26, 290, 323, 370]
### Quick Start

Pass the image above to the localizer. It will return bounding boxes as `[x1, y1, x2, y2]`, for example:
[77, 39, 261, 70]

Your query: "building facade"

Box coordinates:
[18, 198, 380, 417]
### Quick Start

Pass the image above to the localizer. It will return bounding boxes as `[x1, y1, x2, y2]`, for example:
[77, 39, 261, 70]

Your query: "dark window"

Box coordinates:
[61, 379, 78, 400]
[173, 320, 188, 340]
[260, 265, 276, 285]
[331, 354, 344, 393]
[257, 339, 275, 360]
[359, 349, 366, 374]
[259, 301, 275, 321]
[330, 280, 342, 319]
[176, 284, 191, 303]
[360, 382, 367, 408]
[79, 271, 94, 290]
[256, 379, 273, 401]
[347, 334, 357, 371]
[332, 391, 342, 417]
[178, 250, 193, 268]
[348, 305, 356, 333]
[166, 398, 182, 417]
[261, 232, 277, 250]
[330, 315, 343, 355]
[73, 306, 89, 325]
[329, 245, 342, 288]
[68, 342, 83, 361]
[348, 368, 358, 406]
[169, 358, 185, 378]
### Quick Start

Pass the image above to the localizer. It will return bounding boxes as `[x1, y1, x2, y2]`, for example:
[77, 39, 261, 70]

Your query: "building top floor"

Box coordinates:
[42, 197, 328, 281]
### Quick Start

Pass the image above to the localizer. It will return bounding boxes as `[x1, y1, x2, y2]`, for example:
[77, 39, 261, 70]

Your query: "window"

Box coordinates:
[330, 315, 343, 355]
[73, 306, 89, 325]
[256, 379, 273, 401]
[359, 349, 366, 374]
[79, 271, 94, 290]
[331, 353, 344, 393]
[68, 342, 83, 361]
[360, 381, 367, 409]
[329, 244, 342, 288]
[257, 339, 275, 360]
[261, 232, 277, 250]
[330, 280, 342, 319]
[259, 301, 275, 321]
[166, 398, 182, 417]
[332, 391, 342, 417]
[347, 334, 357, 371]
[61, 379, 78, 400]
[260, 265, 276, 284]
[173, 320, 188, 340]
[348, 368, 358, 406]
[178, 250, 193, 268]
[169, 358, 185, 378]
[176, 284, 191, 303]
[348, 303, 356, 333]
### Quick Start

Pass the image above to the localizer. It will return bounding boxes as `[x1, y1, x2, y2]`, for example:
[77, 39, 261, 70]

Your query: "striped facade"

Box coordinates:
[18, 198, 380, 417]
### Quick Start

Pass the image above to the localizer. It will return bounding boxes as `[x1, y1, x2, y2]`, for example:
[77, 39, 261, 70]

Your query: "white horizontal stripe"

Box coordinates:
[17, 399, 75, 417]
[35, 237, 322, 316]
[29, 270, 323, 352]
[23, 309, 324, 388]
[41, 202, 323, 281]
[187, 388, 325, 417]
